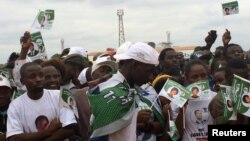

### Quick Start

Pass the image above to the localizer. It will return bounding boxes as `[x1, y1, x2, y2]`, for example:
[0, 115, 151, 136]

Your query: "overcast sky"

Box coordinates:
[0, 0, 249, 64]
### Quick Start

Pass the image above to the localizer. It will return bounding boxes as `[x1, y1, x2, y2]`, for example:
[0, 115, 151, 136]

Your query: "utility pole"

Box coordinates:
[117, 9, 125, 47]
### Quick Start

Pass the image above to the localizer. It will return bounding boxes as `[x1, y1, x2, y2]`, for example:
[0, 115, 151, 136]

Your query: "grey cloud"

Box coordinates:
[1, 0, 250, 63]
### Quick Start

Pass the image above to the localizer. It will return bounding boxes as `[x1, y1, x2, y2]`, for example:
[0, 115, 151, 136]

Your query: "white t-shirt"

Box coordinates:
[7, 89, 76, 138]
[182, 91, 216, 141]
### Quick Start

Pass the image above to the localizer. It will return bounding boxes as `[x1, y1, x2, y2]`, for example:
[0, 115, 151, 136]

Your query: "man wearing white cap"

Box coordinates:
[87, 42, 162, 141]
[0, 75, 13, 141]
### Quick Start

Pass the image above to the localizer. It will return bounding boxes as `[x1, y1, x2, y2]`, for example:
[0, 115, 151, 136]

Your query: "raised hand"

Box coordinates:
[205, 30, 217, 48]
[19, 31, 32, 59]
[21, 31, 32, 50]
[222, 29, 231, 46]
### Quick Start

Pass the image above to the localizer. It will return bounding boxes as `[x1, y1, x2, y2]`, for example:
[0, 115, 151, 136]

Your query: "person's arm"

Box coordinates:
[7, 118, 61, 141]
[204, 30, 217, 50]
[43, 105, 77, 141]
[8, 130, 53, 141]
[8, 133, 48, 141]
[0, 132, 7, 141]
[43, 123, 76, 141]
[18, 31, 32, 60]
[222, 29, 231, 47]
[13, 31, 32, 91]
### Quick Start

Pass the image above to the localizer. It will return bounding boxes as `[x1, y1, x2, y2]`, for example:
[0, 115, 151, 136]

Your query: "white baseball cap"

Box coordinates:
[114, 42, 159, 65]
[67, 47, 88, 58]
[116, 41, 132, 55]
[78, 67, 89, 85]
[0, 75, 11, 88]
[91, 56, 118, 76]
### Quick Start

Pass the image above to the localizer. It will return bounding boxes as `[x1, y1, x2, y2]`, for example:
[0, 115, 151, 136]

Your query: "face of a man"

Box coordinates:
[170, 90, 178, 96]
[245, 96, 250, 103]
[132, 61, 155, 86]
[192, 89, 199, 96]
[226, 46, 244, 60]
[162, 50, 180, 69]
[195, 111, 202, 120]
[36, 117, 49, 132]
[29, 44, 35, 51]
[42, 66, 61, 90]
[21, 64, 44, 94]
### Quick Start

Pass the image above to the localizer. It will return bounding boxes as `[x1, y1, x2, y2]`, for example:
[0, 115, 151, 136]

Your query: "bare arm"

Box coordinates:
[18, 31, 32, 60]
[8, 118, 61, 141]
[0, 132, 7, 141]
[43, 123, 76, 141]
[204, 30, 217, 50]
[8, 130, 51, 141]
[222, 29, 231, 46]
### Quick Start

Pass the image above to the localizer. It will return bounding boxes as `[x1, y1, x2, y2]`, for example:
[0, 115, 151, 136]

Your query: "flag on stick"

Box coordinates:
[32, 9, 55, 29]
[159, 79, 191, 107]
[60, 87, 79, 118]
[222, 1, 239, 16]
[26, 31, 48, 61]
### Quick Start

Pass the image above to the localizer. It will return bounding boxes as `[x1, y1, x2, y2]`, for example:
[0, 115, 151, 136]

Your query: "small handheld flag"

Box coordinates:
[60, 87, 79, 118]
[222, 1, 239, 16]
[32, 9, 55, 29]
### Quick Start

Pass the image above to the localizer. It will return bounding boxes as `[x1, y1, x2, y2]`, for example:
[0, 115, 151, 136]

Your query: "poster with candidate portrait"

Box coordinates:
[60, 87, 79, 118]
[186, 80, 210, 100]
[27, 31, 47, 61]
[231, 75, 250, 117]
[222, 1, 239, 16]
[159, 79, 191, 107]
[219, 85, 236, 120]
[183, 99, 213, 141]
[32, 9, 55, 30]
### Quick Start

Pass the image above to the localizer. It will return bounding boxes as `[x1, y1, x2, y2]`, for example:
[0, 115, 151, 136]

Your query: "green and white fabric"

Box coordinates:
[167, 109, 180, 141]
[186, 80, 211, 100]
[159, 79, 191, 107]
[222, 1, 239, 16]
[231, 74, 250, 117]
[28, 31, 47, 61]
[88, 71, 137, 140]
[137, 84, 165, 141]
[32, 9, 54, 29]
[219, 85, 236, 120]
[60, 87, 79, 118]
